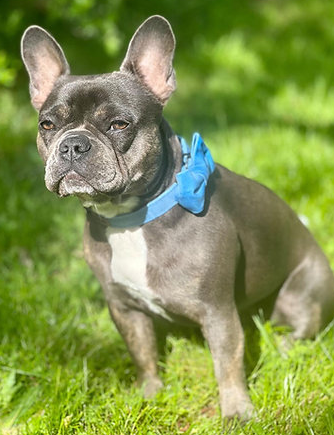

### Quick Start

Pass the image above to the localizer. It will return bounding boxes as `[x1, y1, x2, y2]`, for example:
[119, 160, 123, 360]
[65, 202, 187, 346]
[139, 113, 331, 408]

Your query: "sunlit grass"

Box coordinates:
[2, 0, 334, 433]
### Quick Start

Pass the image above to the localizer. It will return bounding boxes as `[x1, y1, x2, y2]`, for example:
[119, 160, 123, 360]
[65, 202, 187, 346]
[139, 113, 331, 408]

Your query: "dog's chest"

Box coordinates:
[106, 227, 171, 319]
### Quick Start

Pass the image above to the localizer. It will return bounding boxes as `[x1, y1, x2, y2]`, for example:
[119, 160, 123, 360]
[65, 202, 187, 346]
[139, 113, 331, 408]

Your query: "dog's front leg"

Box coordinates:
[201, 305, 253, 421]
[83, 221, 163, 398]
[108, 302, 163, 398]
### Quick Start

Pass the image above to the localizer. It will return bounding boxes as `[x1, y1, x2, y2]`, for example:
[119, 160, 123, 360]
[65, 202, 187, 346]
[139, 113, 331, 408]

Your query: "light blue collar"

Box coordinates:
[107, 132, 215, 228]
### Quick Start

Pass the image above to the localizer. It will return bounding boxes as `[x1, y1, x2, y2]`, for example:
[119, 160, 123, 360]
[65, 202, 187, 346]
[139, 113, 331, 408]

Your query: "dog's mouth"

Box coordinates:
[57, 170, 97, 197]
[56, 170, 124, 201]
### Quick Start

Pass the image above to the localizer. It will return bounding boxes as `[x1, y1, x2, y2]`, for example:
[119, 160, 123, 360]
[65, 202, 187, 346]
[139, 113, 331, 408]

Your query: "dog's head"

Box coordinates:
[21, 16, 176, 210]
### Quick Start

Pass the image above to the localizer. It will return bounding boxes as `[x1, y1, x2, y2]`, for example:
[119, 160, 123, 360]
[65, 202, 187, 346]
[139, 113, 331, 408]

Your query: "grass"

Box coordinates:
[2, 0, 334, 433]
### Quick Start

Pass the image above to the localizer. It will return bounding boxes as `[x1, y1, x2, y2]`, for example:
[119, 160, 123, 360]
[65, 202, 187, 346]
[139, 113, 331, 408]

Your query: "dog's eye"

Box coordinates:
[40, 120, 55, 131]
[109, 120, 129, 131]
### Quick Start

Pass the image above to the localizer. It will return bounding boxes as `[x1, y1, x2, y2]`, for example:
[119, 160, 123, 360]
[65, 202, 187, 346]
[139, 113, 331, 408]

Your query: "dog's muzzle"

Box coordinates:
[59, 134, 92, 161]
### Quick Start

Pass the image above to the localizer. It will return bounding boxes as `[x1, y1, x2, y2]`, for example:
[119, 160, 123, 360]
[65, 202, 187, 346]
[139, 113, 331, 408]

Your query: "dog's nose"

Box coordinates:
[59, 134, 91, 160]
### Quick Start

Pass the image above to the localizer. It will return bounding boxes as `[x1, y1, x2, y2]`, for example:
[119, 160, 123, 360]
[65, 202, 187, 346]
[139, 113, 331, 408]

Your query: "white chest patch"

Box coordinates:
[106, 226, 171, 320]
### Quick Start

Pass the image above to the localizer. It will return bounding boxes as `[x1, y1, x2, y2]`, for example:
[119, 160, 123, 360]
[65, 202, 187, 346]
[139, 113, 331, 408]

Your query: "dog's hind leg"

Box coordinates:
[271, 249, 334, 339]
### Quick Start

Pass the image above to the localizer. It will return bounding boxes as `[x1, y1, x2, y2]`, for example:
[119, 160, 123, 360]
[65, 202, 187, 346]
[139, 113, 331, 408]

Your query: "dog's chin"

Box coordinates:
[57, 171, 97, 198]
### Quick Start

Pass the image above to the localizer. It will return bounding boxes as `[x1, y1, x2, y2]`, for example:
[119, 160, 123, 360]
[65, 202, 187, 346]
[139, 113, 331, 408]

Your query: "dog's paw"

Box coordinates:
[138, 375, 163, 399]
[221, 395, 254, 422]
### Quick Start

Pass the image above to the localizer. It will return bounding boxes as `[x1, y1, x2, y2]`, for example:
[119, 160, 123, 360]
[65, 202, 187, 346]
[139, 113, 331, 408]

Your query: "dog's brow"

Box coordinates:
[55, 104, 70, 118]
[94, 107, 108, 117]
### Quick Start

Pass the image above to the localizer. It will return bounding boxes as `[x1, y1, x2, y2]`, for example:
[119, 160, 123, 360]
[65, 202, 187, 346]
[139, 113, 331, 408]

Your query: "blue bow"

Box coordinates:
[176, 133, 215, 214]
[106, 133, 215, 228]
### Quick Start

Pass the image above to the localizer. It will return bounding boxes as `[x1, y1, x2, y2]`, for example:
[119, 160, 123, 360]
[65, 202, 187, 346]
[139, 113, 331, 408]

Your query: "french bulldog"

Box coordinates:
[21, 15, 334, 421]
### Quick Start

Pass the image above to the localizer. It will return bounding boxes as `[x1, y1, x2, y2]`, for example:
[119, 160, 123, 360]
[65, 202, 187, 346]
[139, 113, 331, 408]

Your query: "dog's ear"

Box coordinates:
[21, 26, 70, 110]
[120, 15, 176, 105]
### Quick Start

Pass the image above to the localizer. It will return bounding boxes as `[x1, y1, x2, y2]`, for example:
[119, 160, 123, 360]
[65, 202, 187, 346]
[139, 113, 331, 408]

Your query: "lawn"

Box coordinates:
[1, 0, 334, 434]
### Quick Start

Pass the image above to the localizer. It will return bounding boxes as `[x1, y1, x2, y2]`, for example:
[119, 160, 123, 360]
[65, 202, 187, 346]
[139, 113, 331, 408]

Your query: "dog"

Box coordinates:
[21, 15, 334, 421]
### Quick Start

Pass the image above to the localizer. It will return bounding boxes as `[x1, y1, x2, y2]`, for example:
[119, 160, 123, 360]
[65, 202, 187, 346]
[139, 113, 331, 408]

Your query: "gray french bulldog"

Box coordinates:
[21, 15, 334, 421]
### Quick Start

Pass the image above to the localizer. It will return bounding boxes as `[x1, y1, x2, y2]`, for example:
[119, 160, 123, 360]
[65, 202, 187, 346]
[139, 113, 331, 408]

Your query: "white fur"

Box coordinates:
[106, 226, 172, 320]
[82, 197, 140, 219]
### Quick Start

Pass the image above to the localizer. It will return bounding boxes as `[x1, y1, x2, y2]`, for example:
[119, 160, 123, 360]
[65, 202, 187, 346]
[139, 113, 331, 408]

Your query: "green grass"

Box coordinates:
[2, 0, 334, 433]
